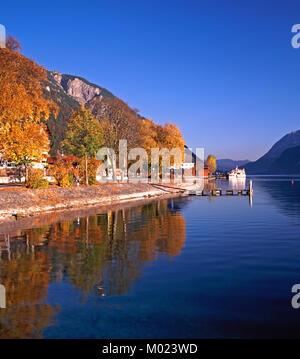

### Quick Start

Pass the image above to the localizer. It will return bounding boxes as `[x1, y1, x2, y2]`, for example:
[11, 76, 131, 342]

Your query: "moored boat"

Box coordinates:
[228, 167, 246, 179]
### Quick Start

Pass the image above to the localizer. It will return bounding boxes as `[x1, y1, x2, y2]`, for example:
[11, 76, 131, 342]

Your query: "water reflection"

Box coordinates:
[0, 199, 186, 338]
[253, 177, 300, 220]
[0, 234, 59, 338]
[228, 178, 246, 189]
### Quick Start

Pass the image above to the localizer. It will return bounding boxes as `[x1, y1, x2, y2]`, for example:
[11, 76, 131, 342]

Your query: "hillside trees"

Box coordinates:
[87, 97, 141, 180]
[88, 97, 140, 152]
[0, 38, 186, 184]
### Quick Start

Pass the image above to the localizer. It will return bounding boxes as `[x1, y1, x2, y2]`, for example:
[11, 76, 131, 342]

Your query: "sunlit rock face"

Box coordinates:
[64, 77, 101, 103]
[50, 71, 101, 103]
[46, 70, 114, 154]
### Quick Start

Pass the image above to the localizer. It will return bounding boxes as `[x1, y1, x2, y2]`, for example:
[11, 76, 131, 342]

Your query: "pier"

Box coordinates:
[188, 188, 250, 196]
[188, 180, 253, 196]
[152, 180, 253, 197]
[151, 180, 253, 197]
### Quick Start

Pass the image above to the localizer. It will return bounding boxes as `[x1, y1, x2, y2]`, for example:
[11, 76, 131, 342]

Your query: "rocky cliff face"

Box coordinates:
[46, 71, 116, 154]
[49, 71, 114, 104]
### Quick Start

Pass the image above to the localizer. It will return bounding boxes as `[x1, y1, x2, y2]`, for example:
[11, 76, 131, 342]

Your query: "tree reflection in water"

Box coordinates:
[0, 198, 186, 338]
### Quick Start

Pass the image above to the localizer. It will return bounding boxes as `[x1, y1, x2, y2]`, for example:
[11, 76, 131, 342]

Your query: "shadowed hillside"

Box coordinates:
[268, 146, 300, 174]
[245, 130, 300, 174]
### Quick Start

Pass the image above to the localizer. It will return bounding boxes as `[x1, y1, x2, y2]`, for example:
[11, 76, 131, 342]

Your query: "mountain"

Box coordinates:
[217, 159, 250, 171]
[245, 130, 300, 174]
[49, 71, 114, 103]
[268, 146, 300, 174]
[45, 71, 117, 155]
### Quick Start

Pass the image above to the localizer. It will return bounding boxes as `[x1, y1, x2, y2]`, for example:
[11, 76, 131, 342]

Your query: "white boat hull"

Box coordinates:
[228, 167, 246, 179]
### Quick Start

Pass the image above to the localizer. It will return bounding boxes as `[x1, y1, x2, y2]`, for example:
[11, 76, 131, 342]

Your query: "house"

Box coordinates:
[183, 145, 210, 178]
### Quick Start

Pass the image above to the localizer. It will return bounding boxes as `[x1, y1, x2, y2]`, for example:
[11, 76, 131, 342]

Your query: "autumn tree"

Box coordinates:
[6, 35, 21, 52]
[1, 122, 50, 180]
[206, 154, 217, 173]
[158, 122, 185, 152]
[0, 47, 57, 178]
[138, 119, 185, 172]
[50, 156, 76, 187]
[0, 48, 57, 126]
[62, 105, 104, 185]
[86, 97, 141, 180]
[138, 120, 184, 154]
[138, 119, 159, 154]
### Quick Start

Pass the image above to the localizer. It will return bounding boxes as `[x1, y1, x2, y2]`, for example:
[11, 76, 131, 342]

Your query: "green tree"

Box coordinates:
[206, 154, 217, 173]
[62, 105, 104, 185]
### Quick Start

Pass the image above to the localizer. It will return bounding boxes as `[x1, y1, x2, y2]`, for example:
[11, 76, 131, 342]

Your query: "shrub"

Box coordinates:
[26, 168, 49, 189]
[50, 157, 75, 187]
[60, 173, 72, 188]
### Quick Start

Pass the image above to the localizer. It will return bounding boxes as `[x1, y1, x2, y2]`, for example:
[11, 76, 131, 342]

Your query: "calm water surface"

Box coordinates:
[0, 176, 300, 338]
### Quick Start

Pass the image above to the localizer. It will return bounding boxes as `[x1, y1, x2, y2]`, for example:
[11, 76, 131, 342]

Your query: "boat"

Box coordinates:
[228, 167, 246, 179]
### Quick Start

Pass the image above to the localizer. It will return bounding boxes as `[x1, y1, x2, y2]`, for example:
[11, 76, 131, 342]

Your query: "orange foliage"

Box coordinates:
[0, 48, 57, 125]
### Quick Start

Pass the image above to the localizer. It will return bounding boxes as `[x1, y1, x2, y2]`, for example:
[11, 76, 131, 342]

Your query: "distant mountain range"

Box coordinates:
[217, 159, 250, 171]
[245, 130, 300, 174]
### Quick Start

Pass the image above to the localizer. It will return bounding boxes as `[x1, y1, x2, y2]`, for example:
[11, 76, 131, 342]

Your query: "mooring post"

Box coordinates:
[249, 180, 253, 195]
[248, 180, 253, 207]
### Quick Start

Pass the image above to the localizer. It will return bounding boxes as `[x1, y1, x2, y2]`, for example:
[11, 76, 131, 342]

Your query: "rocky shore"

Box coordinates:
[0, 183, 185, 224]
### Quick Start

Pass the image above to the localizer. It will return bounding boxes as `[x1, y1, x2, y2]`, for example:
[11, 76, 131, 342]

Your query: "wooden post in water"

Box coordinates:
[249, 180, 253, 207]
[249, 180, 253, 195]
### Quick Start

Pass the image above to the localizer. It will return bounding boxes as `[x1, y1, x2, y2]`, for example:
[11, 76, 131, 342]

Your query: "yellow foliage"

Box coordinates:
[0, 48, 57, 167]
[26, 169, 49, 189]
[78, 158, 101, 185]
[50, 157, 75, 187]
[0, 122, 50, 165]
[206, 154, 217, 173]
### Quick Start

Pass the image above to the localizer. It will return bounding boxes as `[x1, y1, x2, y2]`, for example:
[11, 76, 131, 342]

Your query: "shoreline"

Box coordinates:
[0, 183, 186, 228]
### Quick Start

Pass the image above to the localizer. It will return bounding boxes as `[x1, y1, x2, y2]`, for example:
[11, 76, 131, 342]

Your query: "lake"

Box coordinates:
[0, 176, 300, 338]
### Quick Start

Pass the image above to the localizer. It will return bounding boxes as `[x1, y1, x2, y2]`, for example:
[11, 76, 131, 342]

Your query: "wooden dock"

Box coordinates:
[188, 180, 253, 197]
[189, 188, 249, 196]
[150, 180, 253, 198]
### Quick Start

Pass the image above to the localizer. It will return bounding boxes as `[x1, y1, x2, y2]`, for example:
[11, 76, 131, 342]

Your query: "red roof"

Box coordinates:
[47, 155, 80, 164]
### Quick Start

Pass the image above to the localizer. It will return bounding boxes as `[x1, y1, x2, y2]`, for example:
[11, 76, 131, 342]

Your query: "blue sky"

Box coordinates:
[1, 0, 300, 160]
